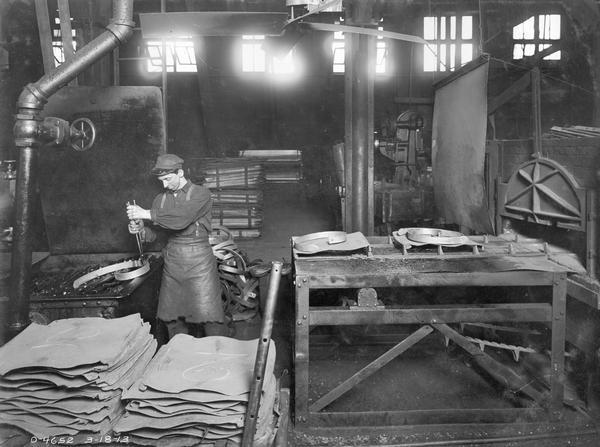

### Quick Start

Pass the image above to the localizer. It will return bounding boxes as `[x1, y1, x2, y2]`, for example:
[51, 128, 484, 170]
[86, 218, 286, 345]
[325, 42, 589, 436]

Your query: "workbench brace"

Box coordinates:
[292, 241, 570, 428]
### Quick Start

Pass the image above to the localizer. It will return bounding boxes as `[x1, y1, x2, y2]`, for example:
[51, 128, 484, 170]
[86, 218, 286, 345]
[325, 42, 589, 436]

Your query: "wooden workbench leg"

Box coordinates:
[294, 276, 310, 427]
[550, 272, 567, 418]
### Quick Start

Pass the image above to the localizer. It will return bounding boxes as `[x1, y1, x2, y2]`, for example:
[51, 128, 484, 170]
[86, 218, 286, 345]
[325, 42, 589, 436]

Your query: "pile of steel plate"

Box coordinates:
[115, 334, 277, 446]
[189, 158, 265, 238]
[211, 188, 263, 236]
[239, 150, 303, 183]
[198, 158, 265, 189]
[0, 314, 156, 439]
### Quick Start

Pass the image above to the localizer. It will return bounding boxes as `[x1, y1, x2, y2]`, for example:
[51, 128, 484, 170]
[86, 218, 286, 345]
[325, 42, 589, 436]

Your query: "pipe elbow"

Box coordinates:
[108, 0, 135, 43]
[16, 84, 46, 111]
[106, 19, 135, 44]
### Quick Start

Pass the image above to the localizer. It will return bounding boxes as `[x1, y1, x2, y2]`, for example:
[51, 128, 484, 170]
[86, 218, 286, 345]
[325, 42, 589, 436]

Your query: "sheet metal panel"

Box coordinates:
[432, 61, 491, 233]
[39, 86, 165, 254]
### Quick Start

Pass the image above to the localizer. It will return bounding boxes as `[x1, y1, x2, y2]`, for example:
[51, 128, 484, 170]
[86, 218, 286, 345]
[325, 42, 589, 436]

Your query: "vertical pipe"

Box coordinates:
[531, 67, 542, 156]
[8, 147, 37, 332]
[241, 261, 283, 447]
[9, 0, 135, 336]
[161, 0, 168, 151]
[350, 34, 370, 233]
[343, 32, 354, 232]
[549, 272, 567, 419]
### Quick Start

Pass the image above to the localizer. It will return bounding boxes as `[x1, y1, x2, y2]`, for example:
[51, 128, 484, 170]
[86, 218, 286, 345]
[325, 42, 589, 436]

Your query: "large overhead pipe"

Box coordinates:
[9, 0, 135, 334]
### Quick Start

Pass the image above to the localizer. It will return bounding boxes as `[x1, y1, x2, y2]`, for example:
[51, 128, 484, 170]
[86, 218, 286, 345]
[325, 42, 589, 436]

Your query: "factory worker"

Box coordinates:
[126, 154, 226, 340]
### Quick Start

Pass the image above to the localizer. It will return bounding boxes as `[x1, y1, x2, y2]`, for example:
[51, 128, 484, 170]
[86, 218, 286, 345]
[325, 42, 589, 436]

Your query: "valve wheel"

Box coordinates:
[70, 117, 96, 151]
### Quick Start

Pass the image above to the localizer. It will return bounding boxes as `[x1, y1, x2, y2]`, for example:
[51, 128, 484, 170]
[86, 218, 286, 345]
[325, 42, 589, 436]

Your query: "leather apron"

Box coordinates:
[155, 186, 224, 324]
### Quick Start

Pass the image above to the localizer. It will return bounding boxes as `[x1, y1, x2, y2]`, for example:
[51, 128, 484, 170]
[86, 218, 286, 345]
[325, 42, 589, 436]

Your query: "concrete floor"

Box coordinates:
[231, 182, 600, 446]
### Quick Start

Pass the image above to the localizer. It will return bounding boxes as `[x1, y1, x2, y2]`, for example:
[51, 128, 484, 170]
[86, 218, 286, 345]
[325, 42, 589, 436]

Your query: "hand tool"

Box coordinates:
[127, 200, 144, 258]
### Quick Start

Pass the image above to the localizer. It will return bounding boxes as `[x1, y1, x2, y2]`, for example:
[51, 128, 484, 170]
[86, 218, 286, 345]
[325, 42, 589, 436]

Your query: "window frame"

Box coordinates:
[423, 14, 475, 72]
[330, 26, 388, 75]
[512, 14, 561, 61]
[145, 38, 198, 73]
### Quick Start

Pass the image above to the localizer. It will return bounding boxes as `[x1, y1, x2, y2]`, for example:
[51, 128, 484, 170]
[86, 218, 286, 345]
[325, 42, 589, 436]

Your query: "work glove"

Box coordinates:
[128, 219, 144, 234]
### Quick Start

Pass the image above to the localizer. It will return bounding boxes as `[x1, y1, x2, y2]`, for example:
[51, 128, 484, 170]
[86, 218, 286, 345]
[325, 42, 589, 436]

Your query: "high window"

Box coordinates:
[242, 35, 267, 72]
[331, 26, 388, 74]
[241, 35, 297, 74]
[52, 17, 77, 66]
[146, 39, 197, 73]
[423, 15, 474, 72]
[513, 14, 561, 60]
[332, 30, 345, 73]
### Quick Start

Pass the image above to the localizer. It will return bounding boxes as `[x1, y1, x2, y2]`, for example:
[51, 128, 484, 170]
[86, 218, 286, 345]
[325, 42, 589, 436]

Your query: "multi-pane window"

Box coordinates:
[423, 15, 474, 72]
[146, 39, 197, 73]
[241, 35, 296, 74]
[52, 17, 77, 66]
[376, 27, 387, 74]
[242, 35, 266, 72]
[331, 26, 388, 74]
[513, 14, 560, 60]
[332, 30, 345, 73]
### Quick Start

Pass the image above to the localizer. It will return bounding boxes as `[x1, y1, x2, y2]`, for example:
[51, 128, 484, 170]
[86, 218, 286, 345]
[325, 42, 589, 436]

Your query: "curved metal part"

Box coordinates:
[294, 230, 347, 244]
[73, 259, 148, 289]
[406, 228, 471, 246]
[114, 260, 150, 281]
[10, 0, 135, 334]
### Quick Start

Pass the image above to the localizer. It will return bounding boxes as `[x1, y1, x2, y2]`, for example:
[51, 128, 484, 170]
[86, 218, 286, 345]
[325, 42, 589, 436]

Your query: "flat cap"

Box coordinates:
[151, 154, 184, 175]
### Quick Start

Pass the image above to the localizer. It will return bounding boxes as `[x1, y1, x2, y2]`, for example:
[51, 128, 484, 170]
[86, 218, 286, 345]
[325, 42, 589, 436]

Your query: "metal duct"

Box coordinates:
[9, 0, 135, 334]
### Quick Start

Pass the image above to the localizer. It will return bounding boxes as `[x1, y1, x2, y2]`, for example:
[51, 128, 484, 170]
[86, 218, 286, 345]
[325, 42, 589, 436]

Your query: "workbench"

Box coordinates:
[292, 234, 580, 428]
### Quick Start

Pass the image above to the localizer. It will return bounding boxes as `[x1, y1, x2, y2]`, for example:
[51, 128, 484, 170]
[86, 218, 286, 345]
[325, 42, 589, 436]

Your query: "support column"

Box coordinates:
[344, 0, 375, 235]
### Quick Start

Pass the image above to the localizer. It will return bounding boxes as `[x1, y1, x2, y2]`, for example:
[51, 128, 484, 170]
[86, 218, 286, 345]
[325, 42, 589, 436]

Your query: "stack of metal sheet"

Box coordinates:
[238, 149, 303, 183]
[0, 314, 156, 439]
[544, 125, 600, 139]
[189, 158, 265, 238]
[211, 188, 263, 236]
[115, 334, 277, 445]
[197, 158, 265, 189]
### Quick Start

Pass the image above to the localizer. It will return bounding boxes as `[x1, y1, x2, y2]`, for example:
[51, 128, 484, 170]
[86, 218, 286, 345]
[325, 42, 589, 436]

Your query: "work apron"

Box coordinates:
[156, 238, 224, 324]
[155, 184, 224, 324]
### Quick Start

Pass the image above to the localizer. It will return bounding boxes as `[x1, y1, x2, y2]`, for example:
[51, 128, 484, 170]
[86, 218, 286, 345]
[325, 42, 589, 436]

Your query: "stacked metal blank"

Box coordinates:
[115, 334, 277, 445]
[191, 158, 265, 238]
[0, 314, 156, 438]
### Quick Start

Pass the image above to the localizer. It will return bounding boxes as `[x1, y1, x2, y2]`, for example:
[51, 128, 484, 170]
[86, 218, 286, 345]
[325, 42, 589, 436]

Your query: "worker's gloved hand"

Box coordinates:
[128, 220, 144, 234]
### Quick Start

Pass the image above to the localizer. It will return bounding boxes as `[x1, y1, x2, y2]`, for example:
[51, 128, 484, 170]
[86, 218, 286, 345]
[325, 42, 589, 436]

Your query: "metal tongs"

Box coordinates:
[127, 200, 144, 258]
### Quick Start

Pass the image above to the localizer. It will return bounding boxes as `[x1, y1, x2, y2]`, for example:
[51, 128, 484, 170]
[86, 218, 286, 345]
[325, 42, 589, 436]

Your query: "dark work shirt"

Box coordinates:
[146, 180, 212, 241]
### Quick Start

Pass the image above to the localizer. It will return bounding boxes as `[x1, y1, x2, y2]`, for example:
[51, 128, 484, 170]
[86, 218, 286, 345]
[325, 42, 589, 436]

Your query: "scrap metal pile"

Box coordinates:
[31, 255, 160, 297]
[115, 334, 277, 445]
[0, 314, 156, 439]
[212, 227, 262, 322]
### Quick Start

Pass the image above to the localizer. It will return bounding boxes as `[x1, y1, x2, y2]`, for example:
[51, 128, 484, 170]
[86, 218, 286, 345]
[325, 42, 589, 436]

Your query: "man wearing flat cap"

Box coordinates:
[126, 153, 226, 339]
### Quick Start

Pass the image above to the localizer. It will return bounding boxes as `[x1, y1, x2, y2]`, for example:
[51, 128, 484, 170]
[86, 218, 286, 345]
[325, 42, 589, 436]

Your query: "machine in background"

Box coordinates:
[373, 111, 434, 233]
